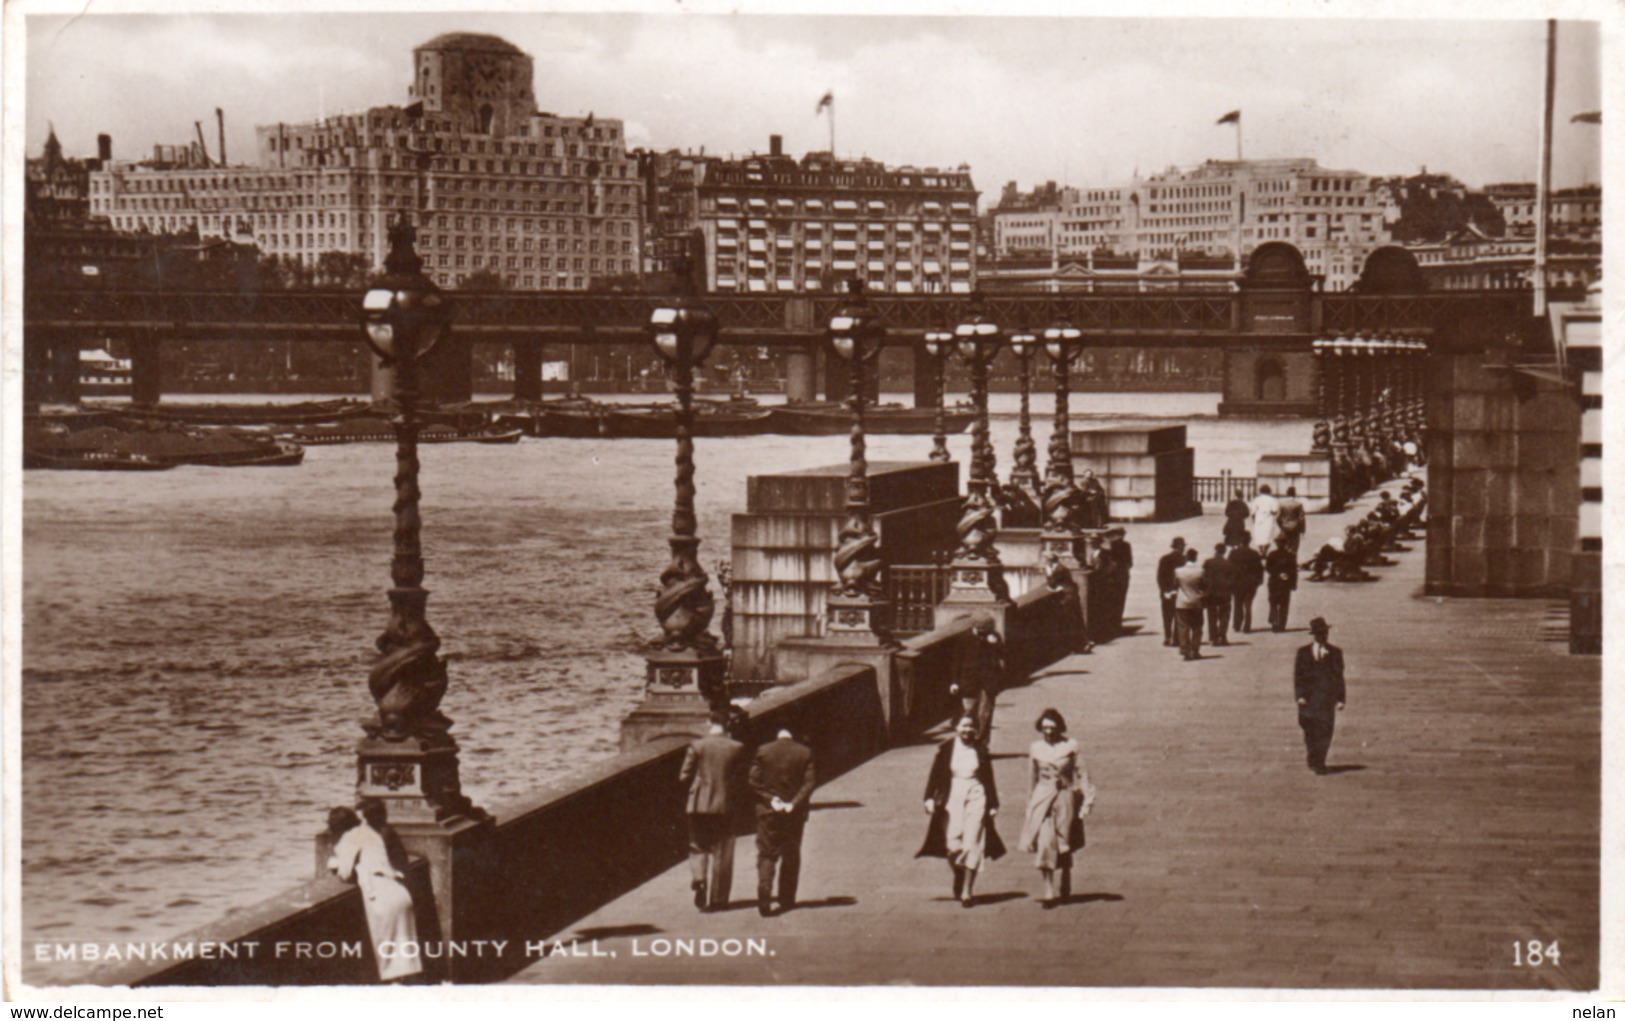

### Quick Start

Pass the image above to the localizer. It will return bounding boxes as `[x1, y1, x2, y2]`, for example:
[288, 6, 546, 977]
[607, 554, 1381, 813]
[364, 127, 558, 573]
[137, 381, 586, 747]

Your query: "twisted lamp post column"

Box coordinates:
[352, 216, 487, 960]
[1003, 330, 1042, 526]
[825, 280, 892, 642]
[1038, 322, 1088, 563]
[924, 328, 953, 463]
[643, 298, 727, 716]
[939, 297, 1009, 608]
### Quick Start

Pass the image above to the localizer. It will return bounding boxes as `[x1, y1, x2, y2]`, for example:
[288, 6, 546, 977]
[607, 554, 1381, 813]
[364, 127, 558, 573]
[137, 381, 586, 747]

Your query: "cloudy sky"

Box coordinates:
[21, 3, 1605, 198]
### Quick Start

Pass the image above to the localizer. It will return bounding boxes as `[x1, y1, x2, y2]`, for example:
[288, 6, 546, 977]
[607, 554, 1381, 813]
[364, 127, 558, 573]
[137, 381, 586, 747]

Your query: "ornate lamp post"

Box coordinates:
[1039, 322, 1089, 544]
[940, 298, 1009, 607]
[824, 280, 892, 641]
[1310, 337, 1331, 452]
[923, 328, 954, 463]
[1003, 329, 1042, 525]
[352, 216, 486, 954]
[641, 296, 727, 716]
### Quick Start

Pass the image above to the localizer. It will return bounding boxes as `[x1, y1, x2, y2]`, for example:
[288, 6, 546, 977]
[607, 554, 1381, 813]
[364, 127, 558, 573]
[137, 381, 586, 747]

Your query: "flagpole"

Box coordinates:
[1534, 19, 1556, 318]
[829, 98, 836, 157]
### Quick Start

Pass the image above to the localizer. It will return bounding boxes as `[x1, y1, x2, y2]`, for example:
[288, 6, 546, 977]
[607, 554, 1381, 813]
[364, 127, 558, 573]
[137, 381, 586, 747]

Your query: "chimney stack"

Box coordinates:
[769, 134, 783, 157]
[97, 133, 112, 166]
[216, 108, 227, 165]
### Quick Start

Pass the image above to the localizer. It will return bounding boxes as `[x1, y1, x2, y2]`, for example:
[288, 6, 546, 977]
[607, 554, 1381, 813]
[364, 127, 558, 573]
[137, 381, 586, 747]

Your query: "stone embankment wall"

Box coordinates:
[99, 586, 1074, 987]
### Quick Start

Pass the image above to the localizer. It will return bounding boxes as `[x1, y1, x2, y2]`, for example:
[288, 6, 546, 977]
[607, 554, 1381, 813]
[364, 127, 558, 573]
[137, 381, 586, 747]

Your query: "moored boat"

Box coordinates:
[25, 423, 306, 468]
[24, 449, 176, 471]
[277, 419, 523, 445]
[102, 398, 370, 427]
[767, 402, 978, 436]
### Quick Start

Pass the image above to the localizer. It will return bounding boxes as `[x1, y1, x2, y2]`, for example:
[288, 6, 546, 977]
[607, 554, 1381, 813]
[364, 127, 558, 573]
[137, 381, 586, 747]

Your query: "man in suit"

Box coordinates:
[1266, 537, 1298, 632]
[1277, 486, 1307, 554]
[1294, 616, 1346, 774]
[1173, 548, 1206, 661]
[749, 727, 816, 916]
[952, 616, 1005, 738]
[1105, 526, 1134, 638]
[1227, 531, 1264, 634]
[1201, 542, 1233, 646]
[1156, 537, 1187, 647]
[679, 713, 746, 912]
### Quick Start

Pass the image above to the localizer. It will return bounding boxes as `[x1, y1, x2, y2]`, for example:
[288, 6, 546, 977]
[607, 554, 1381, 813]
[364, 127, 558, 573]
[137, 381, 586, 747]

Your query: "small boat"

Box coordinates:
[79, 349, 133, 398]
[25, 423, 306, 468]
[24, 449, 175, 471]
[105, 399, 370, 427]
[601, 403, 776, 439]
[767, 402, 978, 436]
[278, 419, 523, 445]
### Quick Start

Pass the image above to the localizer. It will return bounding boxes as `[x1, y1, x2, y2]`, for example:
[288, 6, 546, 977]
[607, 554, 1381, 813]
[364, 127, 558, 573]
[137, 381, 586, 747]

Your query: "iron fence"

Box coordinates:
[1193, 473, 1256, 505]
[887, 564, 952, 636]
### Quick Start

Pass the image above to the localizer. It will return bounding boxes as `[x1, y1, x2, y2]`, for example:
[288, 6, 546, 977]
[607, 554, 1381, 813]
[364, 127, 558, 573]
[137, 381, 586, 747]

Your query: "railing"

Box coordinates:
[1193, 472, 1256, 505]
[887, 563, 952, 635]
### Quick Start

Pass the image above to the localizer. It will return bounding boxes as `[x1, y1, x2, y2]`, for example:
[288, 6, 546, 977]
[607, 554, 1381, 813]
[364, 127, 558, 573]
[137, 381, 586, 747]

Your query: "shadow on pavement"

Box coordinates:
[1058, 892, 1124, 907]
[570, 923, 663, 940]
[811, 800, 864, 811]
[1322, 764, 1367, 775]
[781, 896, 857, 912]
[967, 891, 1027, 907]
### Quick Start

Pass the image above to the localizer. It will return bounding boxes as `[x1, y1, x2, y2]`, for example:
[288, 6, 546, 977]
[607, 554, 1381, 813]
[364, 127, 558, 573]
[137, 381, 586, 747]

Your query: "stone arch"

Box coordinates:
[1353, 246, 1426, 294]
[1241, 242, 1312, 290]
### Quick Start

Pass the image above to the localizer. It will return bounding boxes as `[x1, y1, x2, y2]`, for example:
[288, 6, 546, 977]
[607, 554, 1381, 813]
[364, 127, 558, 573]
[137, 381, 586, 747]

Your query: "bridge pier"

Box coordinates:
[512, 343, 544, 402]
[130, 335, 163, 406]
[912, 338, 938, 409]
[784, 342, 819, 403]
[26, 332, 81, 405]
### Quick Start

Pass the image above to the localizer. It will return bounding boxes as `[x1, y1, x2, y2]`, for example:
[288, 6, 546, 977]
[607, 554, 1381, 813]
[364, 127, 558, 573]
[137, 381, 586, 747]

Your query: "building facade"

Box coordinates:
[88, 33, 640, 291]
[646, 137, 980, 294]
[990, 159, 1388, 292]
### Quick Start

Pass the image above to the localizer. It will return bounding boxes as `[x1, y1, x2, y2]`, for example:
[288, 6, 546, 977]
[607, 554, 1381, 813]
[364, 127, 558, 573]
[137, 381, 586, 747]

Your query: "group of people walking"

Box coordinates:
[1158, 484, 1308, 660]
[679, 716, 816, 918]
[916, 707, 1096, 909]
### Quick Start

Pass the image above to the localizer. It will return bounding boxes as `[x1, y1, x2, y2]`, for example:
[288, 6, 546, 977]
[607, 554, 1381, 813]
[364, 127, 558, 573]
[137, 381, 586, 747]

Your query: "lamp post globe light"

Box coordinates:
[824, 280, 892, 641]
[923, 328, 954, 463]
[351, 218, 486, 951]
[641, 295, 728, 719]
[1004, 329, 1041, 524]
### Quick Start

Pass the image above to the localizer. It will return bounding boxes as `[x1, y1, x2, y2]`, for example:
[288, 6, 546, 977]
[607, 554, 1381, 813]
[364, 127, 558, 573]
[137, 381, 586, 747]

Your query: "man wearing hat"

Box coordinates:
[1105, 526, 1133, 638]
[1293, 617, 1346, 774]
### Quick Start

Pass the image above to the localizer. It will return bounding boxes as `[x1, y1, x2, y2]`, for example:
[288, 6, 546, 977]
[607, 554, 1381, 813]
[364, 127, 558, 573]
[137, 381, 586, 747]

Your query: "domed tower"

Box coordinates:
[410, 33, 535, 137]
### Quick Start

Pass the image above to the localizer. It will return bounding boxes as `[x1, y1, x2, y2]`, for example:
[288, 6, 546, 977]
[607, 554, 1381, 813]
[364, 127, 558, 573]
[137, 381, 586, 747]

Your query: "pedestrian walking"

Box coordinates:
[918, 715, 1004, 908]
[679, 712, 747, 912]
[1223, 488, 1251, 547]
[1173, 548, 1206, 661]
[749, 727, 816, 916]
[1294, 617, 1347, 774]
[1042, 551, 1089, 653]
[1105, 526, 1134, 636]
[1266, 537, 1298, 632]
[1250, 484, 1282, 555]
[1156, 537, 1187, 647]
[1227, 533, 1264, 634]
[1277, 486, 1307, 554]
[328, 800, 423, 983]
[1202, 542, 1233, 646]
[1018, 708, 1095, 909]
[952, 616, 1004, 739]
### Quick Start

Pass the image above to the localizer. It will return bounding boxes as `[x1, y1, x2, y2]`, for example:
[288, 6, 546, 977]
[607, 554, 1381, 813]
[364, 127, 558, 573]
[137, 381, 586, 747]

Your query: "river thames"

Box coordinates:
[21, 391, 1310, 983]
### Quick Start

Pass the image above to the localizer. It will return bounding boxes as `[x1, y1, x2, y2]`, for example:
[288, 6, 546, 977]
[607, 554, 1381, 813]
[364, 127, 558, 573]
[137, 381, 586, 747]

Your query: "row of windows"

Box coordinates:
[419, 253, 634, 274]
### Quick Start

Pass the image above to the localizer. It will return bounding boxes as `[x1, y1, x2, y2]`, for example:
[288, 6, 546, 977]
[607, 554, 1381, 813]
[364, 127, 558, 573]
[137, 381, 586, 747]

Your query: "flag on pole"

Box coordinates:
[1216, 110, 1241, 125]
[816, 91, 834, 113]
[1570, 110, 1602, 124]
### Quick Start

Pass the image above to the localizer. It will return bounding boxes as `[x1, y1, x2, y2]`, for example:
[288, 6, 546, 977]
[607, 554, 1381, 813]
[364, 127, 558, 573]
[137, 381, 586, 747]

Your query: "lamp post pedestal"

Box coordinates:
[620, 646, 728, 750]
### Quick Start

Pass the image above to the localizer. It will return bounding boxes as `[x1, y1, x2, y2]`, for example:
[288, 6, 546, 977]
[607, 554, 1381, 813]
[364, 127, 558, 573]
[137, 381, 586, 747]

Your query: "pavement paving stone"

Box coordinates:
[506, 486, 1599, 990]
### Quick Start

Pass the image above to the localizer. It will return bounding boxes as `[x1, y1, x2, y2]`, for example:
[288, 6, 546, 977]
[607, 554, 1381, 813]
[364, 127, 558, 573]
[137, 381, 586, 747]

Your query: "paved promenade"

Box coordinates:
[510, 490, 1600, 990]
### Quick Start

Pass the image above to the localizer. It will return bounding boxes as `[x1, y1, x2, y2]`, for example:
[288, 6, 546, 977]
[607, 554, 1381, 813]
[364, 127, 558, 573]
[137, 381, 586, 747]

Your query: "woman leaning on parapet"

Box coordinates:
[327, 799, 424, 983]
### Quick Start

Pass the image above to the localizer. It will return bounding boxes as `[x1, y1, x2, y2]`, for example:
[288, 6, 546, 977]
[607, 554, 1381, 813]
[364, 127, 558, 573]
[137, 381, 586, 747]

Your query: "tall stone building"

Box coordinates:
[989, 158, 1387, 292]
[644, 136, 980, 294]
[88, 33, 640, 291]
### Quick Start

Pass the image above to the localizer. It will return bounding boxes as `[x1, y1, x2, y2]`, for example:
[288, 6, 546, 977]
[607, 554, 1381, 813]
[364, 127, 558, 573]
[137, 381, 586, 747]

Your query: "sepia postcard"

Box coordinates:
[3, 0, 1619, 1007]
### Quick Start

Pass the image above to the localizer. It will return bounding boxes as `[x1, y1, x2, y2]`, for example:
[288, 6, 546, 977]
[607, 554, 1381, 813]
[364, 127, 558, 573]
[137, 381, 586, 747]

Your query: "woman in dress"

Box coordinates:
[1018, 708, 1096, 908]
[328, 799, 423, 983]
[917, 715, 1004, 908]
[1249, 484, 1282, 555]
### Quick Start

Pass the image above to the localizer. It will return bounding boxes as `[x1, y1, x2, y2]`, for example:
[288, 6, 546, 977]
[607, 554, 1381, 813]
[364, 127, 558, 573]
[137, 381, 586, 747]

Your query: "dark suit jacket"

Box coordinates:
[954, 631, 1005, 700]
[680, 733, 746, 816]
[749, 736, 815, 818]
[1201, 555, 1234, 598]
[1228, 545, 1264, 591]
[1156, 550, 1185, 597]
[1266, 546, 1299, 593]
[1294, 642, 1346, 721]
[916, 737, 1006, 860]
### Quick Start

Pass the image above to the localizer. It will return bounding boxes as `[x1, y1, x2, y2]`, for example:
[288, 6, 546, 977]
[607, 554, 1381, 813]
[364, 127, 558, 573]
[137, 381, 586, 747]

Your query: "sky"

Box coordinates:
[20, 4, 1606, 199]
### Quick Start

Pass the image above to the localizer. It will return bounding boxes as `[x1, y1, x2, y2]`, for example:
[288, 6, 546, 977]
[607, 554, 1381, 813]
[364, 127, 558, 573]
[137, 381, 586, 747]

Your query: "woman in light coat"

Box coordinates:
[328, 800, 423, 983]
[917, 715, 1004, 907]
[1249, 484, 1282, 555]
[1018, 708, 1096, 907]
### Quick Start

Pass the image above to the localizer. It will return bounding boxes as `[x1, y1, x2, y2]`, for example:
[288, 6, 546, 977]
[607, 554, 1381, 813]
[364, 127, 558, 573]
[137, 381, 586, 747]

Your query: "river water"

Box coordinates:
[20, 391, 1309, 983]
